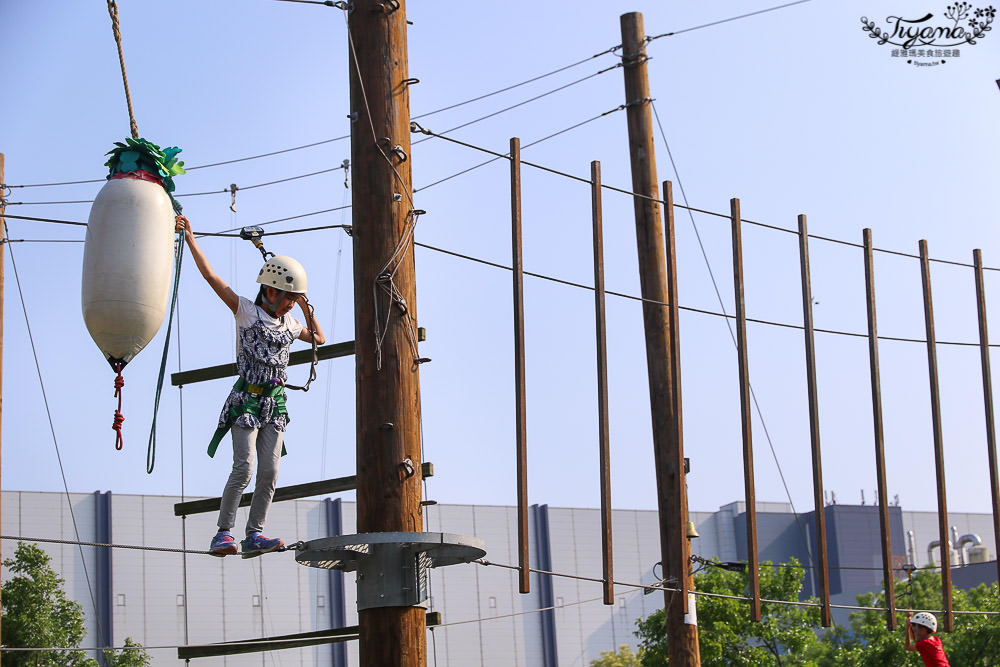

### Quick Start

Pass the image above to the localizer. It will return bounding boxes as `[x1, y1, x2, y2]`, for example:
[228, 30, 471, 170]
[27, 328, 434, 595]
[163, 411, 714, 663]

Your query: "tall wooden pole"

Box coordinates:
[348, 4, 425, 665]
[863, 229, 897, 630]
[798, 215, 832, 627]
[510, 138, 530, 595]
[620, 14, 700, 665]
[730, 198, 761, 622]
[919, 240, 953, 632]
[972, 249, 1000, 589]
[592, 161, 614, 606]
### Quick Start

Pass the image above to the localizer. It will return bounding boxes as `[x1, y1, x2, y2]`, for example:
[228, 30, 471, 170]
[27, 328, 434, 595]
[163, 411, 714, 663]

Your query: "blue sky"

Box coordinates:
[2, 0, 1000, 518]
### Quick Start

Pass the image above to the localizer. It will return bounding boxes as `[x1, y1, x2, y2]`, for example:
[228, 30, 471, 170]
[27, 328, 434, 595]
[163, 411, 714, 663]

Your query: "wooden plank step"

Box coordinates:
[176, 613, 441, 659]
[174, 462, 434, 516]
[171, 340, 355, 386]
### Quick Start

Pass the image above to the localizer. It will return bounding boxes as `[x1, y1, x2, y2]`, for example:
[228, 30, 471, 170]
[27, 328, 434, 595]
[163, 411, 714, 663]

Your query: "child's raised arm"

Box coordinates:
[176, 215, 239, 314]
[296, 295, 326, 345]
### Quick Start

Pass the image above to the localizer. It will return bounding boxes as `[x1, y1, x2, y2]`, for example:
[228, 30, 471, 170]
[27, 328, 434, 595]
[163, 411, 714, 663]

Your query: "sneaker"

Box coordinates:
[241, 533, 284, 559]
[209, 531, 238, 557]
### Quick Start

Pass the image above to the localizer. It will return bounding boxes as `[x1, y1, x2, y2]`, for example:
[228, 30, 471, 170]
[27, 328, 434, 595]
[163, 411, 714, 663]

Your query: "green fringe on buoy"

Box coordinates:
[104, 137, 186, 214]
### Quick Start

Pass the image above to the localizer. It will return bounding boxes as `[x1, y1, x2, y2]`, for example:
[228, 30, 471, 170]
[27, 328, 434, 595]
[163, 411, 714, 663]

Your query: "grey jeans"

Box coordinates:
[217, 424, 284, 536]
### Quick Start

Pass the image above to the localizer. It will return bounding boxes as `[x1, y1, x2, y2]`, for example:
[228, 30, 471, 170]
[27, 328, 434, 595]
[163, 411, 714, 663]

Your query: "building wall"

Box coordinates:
[3, 491, 997, 666]
[1, 492, 666, 666]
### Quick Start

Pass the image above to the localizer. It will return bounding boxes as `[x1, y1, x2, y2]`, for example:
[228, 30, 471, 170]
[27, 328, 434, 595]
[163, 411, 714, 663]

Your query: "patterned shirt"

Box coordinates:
[217, 296, 303, 431]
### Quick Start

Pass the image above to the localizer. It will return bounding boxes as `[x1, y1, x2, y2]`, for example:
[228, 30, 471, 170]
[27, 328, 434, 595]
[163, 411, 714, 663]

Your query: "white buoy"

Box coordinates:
[82, 176, 175, 368]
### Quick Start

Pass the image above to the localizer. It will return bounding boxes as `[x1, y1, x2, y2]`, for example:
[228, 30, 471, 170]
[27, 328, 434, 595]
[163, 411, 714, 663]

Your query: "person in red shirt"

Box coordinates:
[905, 611, 950, 666]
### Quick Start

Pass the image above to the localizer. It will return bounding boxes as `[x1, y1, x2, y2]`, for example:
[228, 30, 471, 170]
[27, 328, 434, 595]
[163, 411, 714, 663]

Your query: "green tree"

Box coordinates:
[2, 542, 150, 667]
[817, 568, 1000, 666]
[590, 643, 644, 666]
[103, 638, 151, 667]
[597, 560, 1000, 667]
[624, 558, 822, 666]
[2, 541, 92, 666]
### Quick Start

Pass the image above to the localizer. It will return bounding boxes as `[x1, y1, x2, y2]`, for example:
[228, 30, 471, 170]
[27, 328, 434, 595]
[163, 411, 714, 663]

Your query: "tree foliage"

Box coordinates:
[811, 568, 1000, 666]
[590, 643, 644, 666]
[2, 542, 150, 667]
[591, 561, 1000, 667]
[614, 559, 821, 666]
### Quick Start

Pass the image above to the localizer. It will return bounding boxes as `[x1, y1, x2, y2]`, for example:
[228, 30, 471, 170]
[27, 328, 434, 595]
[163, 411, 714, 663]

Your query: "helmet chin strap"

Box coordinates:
[260, 287, 281, 317]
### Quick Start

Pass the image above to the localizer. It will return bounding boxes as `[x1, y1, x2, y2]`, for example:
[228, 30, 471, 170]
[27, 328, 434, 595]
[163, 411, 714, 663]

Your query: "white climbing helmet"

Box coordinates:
[257, 255, 308, 294]
[911, 611, 938, 632]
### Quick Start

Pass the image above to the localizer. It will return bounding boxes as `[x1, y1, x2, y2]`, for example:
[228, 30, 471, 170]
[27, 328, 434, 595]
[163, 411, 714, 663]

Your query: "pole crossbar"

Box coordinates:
[176, 612, 442, 660]
[173, 462, 434, 516]
[170, 340, 354, 386]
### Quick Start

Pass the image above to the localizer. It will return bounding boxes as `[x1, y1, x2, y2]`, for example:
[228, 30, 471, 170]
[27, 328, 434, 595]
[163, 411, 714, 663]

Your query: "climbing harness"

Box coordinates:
[207, 378, 290, 458]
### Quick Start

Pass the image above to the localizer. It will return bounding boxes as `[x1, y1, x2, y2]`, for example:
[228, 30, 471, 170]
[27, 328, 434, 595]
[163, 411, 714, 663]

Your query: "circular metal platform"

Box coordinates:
[295, 531, 486, 571]
[295, 532, 487, 610]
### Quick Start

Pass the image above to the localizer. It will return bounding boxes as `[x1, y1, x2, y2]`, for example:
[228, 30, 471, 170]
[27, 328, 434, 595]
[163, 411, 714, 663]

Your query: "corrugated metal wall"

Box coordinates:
[3, 491, 996, 665]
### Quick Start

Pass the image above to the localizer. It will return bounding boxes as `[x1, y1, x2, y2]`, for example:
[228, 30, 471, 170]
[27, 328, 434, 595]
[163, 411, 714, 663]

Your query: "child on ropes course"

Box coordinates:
[905, 611, 951, 667]
[175, 215, 326, 558]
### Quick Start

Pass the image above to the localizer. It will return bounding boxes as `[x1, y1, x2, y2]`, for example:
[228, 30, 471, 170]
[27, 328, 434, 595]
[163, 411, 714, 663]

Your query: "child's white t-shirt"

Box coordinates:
[235, 296, 303, 349]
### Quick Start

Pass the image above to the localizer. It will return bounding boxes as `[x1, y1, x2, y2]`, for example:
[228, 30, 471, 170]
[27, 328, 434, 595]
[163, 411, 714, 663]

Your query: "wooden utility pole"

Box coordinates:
[619, 13, 700, 665]
[348, 3, 425, 665]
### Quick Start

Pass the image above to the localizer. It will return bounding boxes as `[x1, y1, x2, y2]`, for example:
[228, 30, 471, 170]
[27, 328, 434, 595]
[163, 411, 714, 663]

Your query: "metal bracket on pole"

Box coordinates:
[296, 532, 486, 610]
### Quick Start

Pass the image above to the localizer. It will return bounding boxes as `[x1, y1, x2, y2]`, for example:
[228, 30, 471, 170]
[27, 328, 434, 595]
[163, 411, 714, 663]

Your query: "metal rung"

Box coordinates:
[174, 462, 433, 516]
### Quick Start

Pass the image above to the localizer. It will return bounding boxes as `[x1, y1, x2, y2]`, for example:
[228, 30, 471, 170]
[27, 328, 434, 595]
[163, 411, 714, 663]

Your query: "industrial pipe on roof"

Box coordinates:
[956, 533, 983, 566]
[928, 539, 952, 567]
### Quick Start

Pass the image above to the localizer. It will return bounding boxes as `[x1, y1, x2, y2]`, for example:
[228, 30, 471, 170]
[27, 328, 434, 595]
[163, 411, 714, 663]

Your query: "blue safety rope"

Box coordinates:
[146, 230, 185, 474]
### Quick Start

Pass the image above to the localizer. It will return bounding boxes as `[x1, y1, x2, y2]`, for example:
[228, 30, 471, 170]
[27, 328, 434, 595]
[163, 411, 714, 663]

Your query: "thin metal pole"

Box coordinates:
[511, 137, 530, 595]
[973, 249, 1000, 589]
[592, 161, 614, 606]
[797, 214, 832, 627]
[730, 198, 761, 622]
[919, 239, 953, 632]
[862, 229, 897, 630]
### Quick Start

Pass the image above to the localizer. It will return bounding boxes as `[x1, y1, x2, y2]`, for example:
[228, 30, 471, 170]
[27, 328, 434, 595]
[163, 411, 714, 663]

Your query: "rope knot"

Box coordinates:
[112, 363, 125, 450]
[112, 411, 125, 450]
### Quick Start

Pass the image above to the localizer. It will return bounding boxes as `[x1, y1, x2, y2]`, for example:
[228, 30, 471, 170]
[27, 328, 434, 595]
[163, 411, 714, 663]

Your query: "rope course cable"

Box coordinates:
[0, 533, 305, 557]
[105, 0, 139, 139]
[413, 46, 621, 121]
[412, 240, 1000, 349]
[646, 0, 816, 41]
[411, 65, 621, 148]
[3, 2, 821, 193]
[473, 559, 1000, 617]
[6, 206, 999, 349]
[9, 163, 351, 206]
[412, 104, 627, 192]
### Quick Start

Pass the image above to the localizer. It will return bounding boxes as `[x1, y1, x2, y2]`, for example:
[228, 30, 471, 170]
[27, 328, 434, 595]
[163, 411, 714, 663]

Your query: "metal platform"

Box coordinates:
[296, 532, 486, 610]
